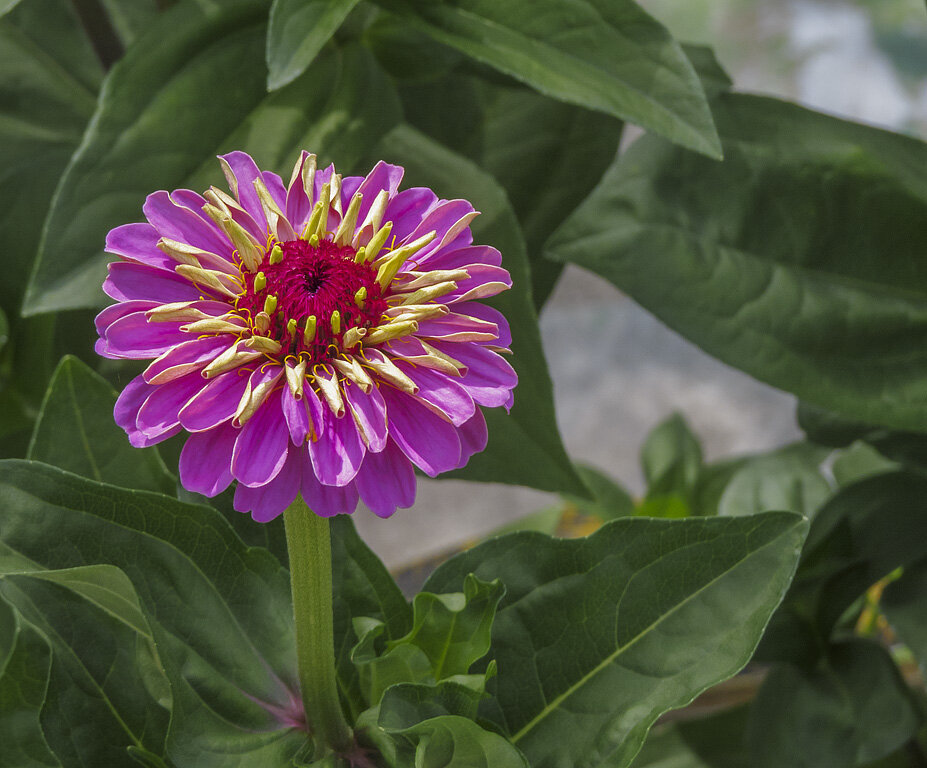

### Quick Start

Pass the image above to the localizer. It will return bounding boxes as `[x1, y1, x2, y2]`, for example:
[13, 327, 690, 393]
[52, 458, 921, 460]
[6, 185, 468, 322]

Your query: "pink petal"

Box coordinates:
[104, 262, 204, 303]
[454, 301, 512, 348]
[219, 151, 268, 234]
[416, 244, 502, 271]
[355, 439, 416, 518]
[300, 454, 359, 517]
[396, 363, 475, 427]
[179, 366, 252, 432]
[403, 199, 475, 259]
[342, 382, 388, 453]
[106, 223, 174, 270]
[414, 313, 499, 344]
[442, 265, 512, 304]
[136, 371, 208, 439]
[179, 423, 237, 497]
[144, 335, 231, 384]
[456, 409, 488, 469]
[286, 151, 313, 227]
[143, 190, 231, 256]
[431, 342, 517, 411]
[354, 161, 404, 223]
[380, 385, 461, 477]
[95, 300, 158, 338]
[234, 449, 302, 523]
[103, 312, 188, 359]
[308, 406, 365, 486]
[383, 187, 439, 244]
[282, 385, 311, 445]
[231, 389, 289, 487]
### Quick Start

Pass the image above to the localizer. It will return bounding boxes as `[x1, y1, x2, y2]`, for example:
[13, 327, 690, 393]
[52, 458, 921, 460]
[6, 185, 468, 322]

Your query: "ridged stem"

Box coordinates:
[284, 496, 353, 753]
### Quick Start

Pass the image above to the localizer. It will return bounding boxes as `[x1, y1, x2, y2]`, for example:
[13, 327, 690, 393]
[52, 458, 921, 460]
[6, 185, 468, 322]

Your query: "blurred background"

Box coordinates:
[356, 0, 927, 570]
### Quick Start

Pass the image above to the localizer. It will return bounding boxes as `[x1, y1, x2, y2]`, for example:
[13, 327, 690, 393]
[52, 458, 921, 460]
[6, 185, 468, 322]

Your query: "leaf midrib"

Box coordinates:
[510, 521, 798, 744]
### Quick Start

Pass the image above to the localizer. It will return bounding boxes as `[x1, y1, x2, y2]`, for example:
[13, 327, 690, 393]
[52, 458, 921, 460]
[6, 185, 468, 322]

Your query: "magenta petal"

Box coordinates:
[356, 440, 416, 518]
[179, 367, 252, 432]
[304, 385, 326, 440]
[454, 302, 512, 348]
[262, 171, 288, 211]
[355, 161, 404, 222]
[115, 374, 154, 432]
[232, 389, 289, 487]
[342, 382, 388, 453]
[416, 244, 503, 271]
[106, 223, 174, 270]
[301, 454, 359, 517]
[103, 312, 188, 359]
[219, 151, 268, 234]
[104, 262, 204, 303]
[443, 265, 512, 303]
[308, 406, 366, 486]
[383, 187, 439, 243]
[143, 190, 230, 256]
[456, 408, 488, 469]
[144, 335, 230, 384]
[282, 386, 311, 445]
[380, 386, 461, 477]
[414, 313, 499, 344]
[431, 342, 517, 411]
[404, 199, 475, 258]
[234, 450, 302, 522]
[398, 363, 475, 427]
[286, 151, 313, 226]
[95, 300, 158, 338]
[136, 371, 207, 439]
[179, 423, 237, 497]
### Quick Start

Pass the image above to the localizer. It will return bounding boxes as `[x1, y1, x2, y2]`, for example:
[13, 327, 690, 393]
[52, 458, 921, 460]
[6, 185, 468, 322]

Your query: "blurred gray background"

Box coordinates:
[356, 0, 927, 570]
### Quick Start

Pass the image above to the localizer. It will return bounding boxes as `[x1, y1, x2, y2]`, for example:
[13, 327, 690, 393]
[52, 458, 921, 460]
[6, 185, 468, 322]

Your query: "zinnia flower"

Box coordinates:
[95, 151, 515, 521]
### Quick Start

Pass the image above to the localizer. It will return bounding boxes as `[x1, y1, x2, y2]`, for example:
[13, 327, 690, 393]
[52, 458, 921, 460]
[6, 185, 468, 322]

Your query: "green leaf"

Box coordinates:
[883, 559, 927, 677]
[0, 307, 8, 353]
[681, 44, 733, 99]
[547, 93, 927, 433]
[352, 618, 435, 706]
[387, 715, 529, 768]
[425, 513, 808, 768]
[395, 574, 504, 680]
[629, 706, 750, 768]
[747, 640, 920, 768]
[266, 0, 361, 89]
[0, 568, 169, 767]
[831, 442, 898, 487]
[637, 414, 702, 517]
[565, 464, 635, 521]
[25, 0, 400, 315]
[97, 0, 159, 48]
[27, 356, 174, 494]
[367, 124, 587, 496]
[378, 679, 488, 729]
[0, 605, 60, 768]
[0, 0, 101, 313]
[375, 0, 720, 158]
[717, 443, 832, 519]
[0, 460, 307, 765]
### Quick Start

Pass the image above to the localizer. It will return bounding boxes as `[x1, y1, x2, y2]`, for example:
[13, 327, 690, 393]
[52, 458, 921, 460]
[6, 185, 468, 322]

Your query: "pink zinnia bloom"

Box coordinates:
[96, 151, 515, 521]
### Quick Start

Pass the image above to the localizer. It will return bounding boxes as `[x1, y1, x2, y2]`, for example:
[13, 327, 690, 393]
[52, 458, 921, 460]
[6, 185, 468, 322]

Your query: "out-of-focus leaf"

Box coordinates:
[565, 464, 635, 521]
[0, 307, 8, 352]
[368, 124, 587, 496]
[548, 94, 927, 433]
[267, 0, 361, 89]
[629, 706, 750, 768]
[883, 559, 927, 677]
[718, 443, 832, 519]
[831, 442, 898, 486]
[682, 44, 733, 99]
[27, 356, 174, 494]
[26, 0, 400, 315]
[0, 603, 59, 768]
[747, 640, 920, 768]
[637, 413, 702, 518]
[98, 0, 159, 48]
[0, 0, 101, 313]
[375, 0, 720, 158]
[0, 567, 169, 767]
[0, 460, 308, 766]
[425, 513, 807, 768]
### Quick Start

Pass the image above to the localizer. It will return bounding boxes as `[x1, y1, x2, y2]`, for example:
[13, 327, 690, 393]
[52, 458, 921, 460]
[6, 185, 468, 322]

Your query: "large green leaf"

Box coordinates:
[0, 602, 59, 768]
[386, 715, 529, 768]
[374, 0, 720, 158]
[25, 0, 400, 315]
[629, 706, 750, 768]
[0, 567, 169, 767]
[0, 460, 308, 765]
[425, 513, 807, 768]
[367, 124, 586, 496]
[266, 0, 361, 89]
[27, 356, 175, 494]
[747, 640, 920, 768]
[547, 93, 927, 433]
[717, 443, 832, 519]
[0, 0, 101, 313]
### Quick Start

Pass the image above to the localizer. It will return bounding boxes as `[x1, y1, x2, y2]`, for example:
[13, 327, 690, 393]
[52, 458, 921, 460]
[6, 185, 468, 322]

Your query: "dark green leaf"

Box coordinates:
[566, 464, 635, 521]
[425, 513, 807, 768]
[691, 458, 749, 517]
[378, 679, 487, 729]
[883, 559, 927, 677]
[97, 0, 160, 48]
[0, 567, 169, 767]
[0, 0, 101, 313]
[0, 307, 8, 352]
[748, 640, 920, 768]
[682, 44, 733, 99]
[831, 442, 898, 486]
[0, 605, 59, 768]
[26, 0, 400, 315]
[0, 460, 308, 765]
[629, 706, 750, 768]
[368, 124, 587, 496]
[717, 443, 832, 519]
[27, 356, 174, 494]
[641, 413, 702, 495]
[352, 618, 435, 706]
[547, 93, 927, 433]
[375, 0, 720, 158]
[267, 0, 362, 89]
[387, 715, 529, 768]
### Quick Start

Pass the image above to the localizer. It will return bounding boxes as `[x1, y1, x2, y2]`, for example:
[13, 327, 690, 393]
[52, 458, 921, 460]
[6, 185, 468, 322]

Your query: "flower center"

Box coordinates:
[236, 238, 387, 363]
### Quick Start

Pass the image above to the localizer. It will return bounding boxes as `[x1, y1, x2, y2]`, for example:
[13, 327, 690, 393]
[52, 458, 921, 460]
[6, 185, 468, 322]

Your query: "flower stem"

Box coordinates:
[284, 496, 353, 753]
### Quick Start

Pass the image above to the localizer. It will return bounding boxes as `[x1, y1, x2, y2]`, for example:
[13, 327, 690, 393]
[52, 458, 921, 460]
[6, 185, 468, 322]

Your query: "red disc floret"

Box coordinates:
[236, 238, 387, 363]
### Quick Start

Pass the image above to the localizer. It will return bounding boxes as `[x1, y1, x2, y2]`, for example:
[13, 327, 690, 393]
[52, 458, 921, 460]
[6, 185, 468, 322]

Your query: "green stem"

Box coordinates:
[284, 496, 353, 753]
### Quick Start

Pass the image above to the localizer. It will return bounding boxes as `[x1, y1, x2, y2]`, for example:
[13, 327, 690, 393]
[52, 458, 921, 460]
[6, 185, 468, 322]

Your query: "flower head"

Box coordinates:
[96, 151, 515, 521]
